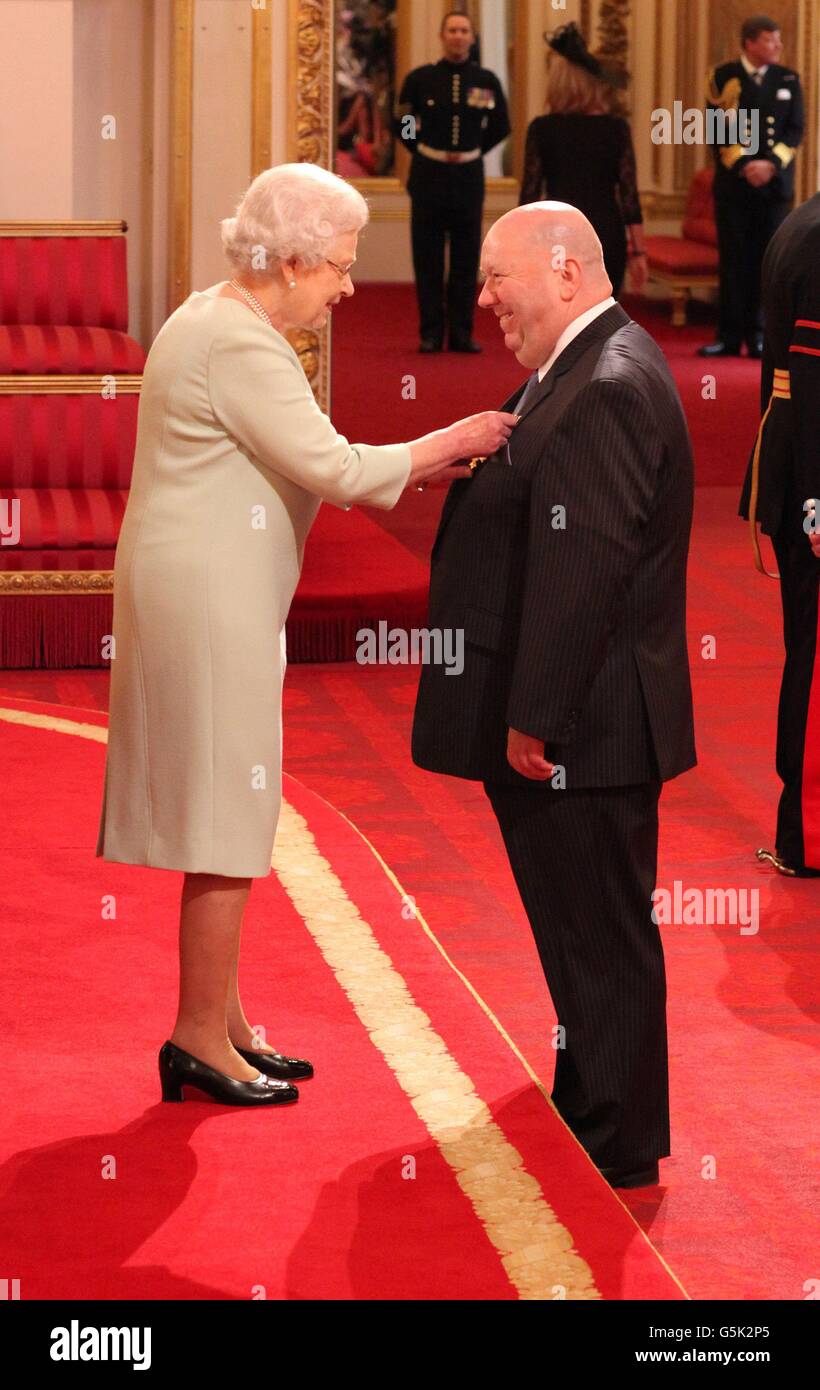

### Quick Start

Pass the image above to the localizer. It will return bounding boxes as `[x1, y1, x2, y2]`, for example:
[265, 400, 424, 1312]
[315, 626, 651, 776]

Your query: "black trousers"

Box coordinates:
[772, 520, 820, 870]
[714, 191, 791, 347]
[410, 194, 483, 346]
[483, 778, 669, 1168]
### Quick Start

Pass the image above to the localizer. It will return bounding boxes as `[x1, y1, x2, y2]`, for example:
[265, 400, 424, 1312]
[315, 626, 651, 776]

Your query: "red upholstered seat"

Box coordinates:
[0, 235, 145, 373]
[0, 225, 141, 663]
[0, 236, 129, 328]
[681, 169, 719, 245]
[644, 168, 719, 325]
[0, 488, 128, 550]
[0, 324, 144, 374]
[0, 392, 139, 489]
[0, 227, 141, 570]
[642, 236, 718, 275]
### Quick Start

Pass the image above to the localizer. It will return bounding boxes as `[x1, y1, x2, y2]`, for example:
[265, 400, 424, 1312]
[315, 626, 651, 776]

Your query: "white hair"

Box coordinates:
[221, 163, 369, 274]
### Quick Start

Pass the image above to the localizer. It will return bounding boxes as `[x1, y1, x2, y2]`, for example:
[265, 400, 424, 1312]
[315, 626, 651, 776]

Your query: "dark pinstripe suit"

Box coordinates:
[412, 303, 696, 1167]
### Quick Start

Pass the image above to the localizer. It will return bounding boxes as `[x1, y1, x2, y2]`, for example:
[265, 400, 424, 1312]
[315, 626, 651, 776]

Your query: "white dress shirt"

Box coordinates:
[536, 297, 617, 381]
[740, 52, 768, 81]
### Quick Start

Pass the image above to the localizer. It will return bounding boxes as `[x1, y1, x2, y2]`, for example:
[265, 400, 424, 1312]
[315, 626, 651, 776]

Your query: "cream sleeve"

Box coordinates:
[207, 317, 412, 509]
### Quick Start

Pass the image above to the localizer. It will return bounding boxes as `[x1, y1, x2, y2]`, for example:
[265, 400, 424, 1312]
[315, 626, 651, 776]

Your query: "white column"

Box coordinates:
[191, 0, 252, 292]
[479, 0, 509, 176]
[72, 0, 149, 338]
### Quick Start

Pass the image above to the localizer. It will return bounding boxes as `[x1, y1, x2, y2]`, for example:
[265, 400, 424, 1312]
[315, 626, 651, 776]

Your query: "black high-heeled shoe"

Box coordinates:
[235, 1047, 313, 1081]
[159, 1040, 299, 1106]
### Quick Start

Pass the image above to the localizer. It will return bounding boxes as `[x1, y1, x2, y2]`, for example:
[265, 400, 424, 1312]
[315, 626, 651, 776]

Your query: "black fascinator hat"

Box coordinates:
[543, 21, 628, 90]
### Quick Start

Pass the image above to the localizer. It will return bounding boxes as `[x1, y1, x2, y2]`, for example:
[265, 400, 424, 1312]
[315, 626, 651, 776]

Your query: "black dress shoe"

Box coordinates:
[448, 338, 483, 353]
[235, 1047, 313, 1081]
[746, 335, 764, 358]
[159, 1040, 299, 1106]
[419, 338, 442, 353]
[697, 341, 742, 357]
[599, 1160, 660, 1189]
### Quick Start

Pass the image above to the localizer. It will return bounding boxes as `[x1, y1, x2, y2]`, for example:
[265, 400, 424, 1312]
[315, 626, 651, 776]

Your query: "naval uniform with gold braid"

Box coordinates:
[707, 58, 804, 351]
[739, 193, 820, 873]
[394, 58, 509, 348]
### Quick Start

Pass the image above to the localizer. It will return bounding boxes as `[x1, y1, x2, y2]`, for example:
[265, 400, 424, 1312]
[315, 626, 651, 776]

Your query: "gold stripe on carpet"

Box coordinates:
[273, 799, 600, 1300]
[0, 706, 107, 744]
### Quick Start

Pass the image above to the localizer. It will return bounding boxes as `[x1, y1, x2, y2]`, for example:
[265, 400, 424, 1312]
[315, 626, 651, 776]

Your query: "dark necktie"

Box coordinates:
[751, 69, 763, 86]
[516, 370, 542, 415]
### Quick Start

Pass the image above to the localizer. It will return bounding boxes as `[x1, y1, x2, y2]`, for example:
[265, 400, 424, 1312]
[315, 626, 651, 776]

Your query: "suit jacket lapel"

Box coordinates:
[432, 303, 631, 555]
[432, 378, 529, 546]
[513, 303, 631, 424]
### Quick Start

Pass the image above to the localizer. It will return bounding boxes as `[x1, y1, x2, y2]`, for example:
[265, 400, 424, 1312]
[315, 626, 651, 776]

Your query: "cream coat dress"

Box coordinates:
[96, 285, 411, 877]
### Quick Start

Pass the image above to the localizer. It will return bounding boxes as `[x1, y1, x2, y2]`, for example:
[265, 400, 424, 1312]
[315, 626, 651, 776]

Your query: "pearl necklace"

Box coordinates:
[228, 279, 272, 326]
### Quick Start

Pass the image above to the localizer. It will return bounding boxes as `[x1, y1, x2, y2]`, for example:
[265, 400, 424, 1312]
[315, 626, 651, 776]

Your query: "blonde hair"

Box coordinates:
[545, 53, 612, 115]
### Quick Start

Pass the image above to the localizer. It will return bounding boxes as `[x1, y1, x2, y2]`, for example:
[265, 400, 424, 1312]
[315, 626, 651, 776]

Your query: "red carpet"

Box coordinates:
[286, 505, 429, 661]
[0, 698, 683, 1300]
[1, 482, 817, 1300]
[278, 490, 819, 1302]
[1, 294, 814, 1299]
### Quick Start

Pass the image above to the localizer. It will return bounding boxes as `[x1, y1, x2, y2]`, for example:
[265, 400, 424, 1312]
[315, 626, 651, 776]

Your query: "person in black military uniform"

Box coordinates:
[394, 9, 510, 353]
[699, 14, 804, 358]
[739, 192, 820, 876]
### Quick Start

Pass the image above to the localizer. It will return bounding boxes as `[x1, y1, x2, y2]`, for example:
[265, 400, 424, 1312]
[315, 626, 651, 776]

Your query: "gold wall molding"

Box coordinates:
[348, 176, 404, 195]
[640, 190, 688, 218]
[673, 0, 700, 192]
[510, 0, 529, 186]
[0, 572, 114, 595]
[580, 0, 592, 41]
[595, 0, 631, 65]
[797, 0, 818, 204]
[169, 0, 193, 311]
[288, 0, 333, 165]
[0, 221, 126, 237]
[652, 0, 663, 185]
[0, 375, 142, 395]
[139, 0, 157, 350]
[596, 0, 631, 115]
[287, 0, 334, 410]
[251, 0, 273, 177]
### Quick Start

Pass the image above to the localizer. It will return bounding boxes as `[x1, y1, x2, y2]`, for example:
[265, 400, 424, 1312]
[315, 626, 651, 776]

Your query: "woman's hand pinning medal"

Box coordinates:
[413, 411, 520, 491]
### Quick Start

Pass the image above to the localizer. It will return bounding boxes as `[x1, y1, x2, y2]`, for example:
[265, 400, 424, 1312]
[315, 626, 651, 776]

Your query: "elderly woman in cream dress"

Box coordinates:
[96, 162, 516, 1107]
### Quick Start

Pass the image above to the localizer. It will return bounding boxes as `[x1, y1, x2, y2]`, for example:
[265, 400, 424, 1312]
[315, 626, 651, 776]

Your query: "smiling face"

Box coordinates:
[477, 206, 611, 368]
[744, 27, 782, 67]
[292, 229, 358, 329]
[478, 222, 570, 369]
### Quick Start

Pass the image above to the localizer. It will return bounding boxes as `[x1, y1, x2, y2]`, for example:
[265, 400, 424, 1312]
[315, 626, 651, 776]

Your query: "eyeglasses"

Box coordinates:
[326, 258, 356, 279]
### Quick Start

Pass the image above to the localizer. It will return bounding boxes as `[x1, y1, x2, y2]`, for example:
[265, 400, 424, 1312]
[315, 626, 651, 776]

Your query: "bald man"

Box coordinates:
[412, 203, 696, 1189]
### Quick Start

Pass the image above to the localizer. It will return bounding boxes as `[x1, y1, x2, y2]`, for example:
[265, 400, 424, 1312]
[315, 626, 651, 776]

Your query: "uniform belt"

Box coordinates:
[417, 143, 482, 164]
[749, 368, 791, 579]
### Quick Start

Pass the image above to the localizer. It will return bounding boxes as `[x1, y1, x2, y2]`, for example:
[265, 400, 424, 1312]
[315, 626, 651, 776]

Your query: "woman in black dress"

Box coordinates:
[520, 24, 647, 298]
